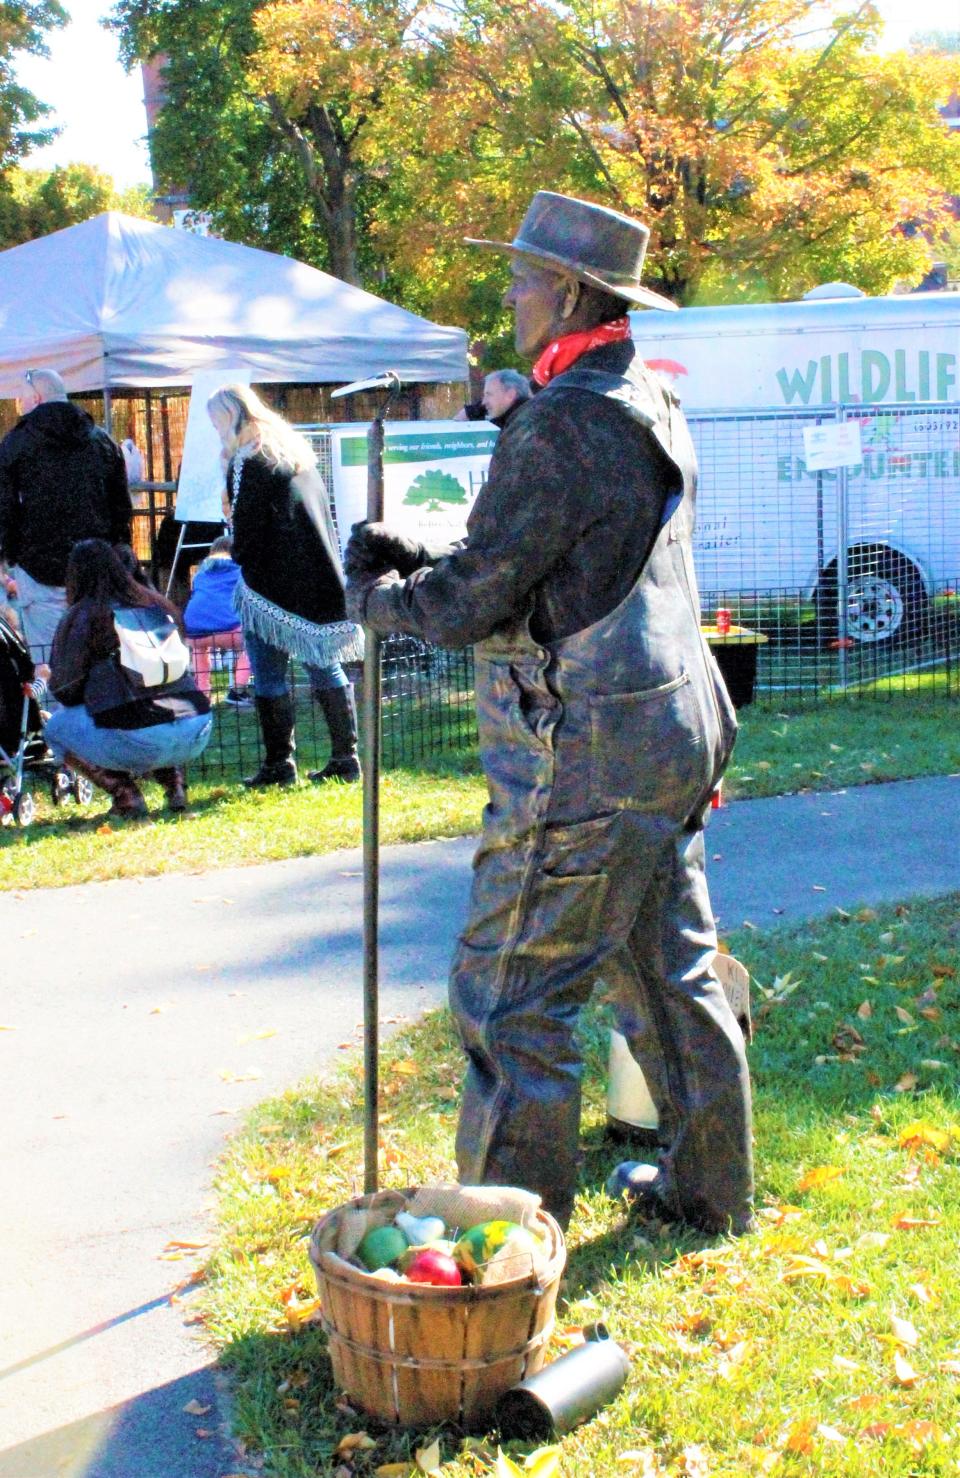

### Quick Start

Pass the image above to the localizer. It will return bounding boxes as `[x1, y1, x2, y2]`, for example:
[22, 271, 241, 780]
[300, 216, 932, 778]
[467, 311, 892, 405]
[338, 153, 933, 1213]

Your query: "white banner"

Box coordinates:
[175, 369, 252, 523]
[328, 420, 497, 551]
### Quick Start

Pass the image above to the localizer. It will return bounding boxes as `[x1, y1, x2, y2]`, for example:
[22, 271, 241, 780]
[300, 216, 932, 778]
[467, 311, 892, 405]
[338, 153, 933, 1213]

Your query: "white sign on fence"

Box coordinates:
[802, 420, 863, 472]
[328, 421, 497, 550]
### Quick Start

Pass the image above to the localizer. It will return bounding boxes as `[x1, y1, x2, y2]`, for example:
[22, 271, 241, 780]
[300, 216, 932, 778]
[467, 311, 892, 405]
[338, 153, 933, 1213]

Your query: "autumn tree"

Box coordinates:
[372, 0, 960, 325]
[0, 0, 67, 238]
[0, 161, 154, 247]
[110, 0, 427, 285]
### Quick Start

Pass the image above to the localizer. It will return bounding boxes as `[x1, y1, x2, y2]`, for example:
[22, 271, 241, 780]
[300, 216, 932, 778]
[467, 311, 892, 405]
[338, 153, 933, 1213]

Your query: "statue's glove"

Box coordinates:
[344, 521, 424, 579]
[346, 569, 399, 627]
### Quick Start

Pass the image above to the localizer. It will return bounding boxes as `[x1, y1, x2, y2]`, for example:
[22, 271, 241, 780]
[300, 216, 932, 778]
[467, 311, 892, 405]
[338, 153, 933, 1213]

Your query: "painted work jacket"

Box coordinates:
[365, 338, 736, 822]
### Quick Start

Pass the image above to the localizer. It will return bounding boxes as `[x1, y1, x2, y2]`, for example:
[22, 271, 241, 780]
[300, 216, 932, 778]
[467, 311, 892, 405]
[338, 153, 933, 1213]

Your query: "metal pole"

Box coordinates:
[102, 385, 113, 438]
[362, 412, 385, 1194]
[836, 407, 849, 691]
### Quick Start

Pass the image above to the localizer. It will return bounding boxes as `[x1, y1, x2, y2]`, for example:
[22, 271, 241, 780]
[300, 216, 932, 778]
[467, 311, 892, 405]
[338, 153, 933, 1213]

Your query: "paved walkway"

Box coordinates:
[0, 775, 958, 1477]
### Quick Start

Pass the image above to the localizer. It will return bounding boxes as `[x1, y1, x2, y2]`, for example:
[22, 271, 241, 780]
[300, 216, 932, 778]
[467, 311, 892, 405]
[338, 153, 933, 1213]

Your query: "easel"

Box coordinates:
[163, 522, 226, 599]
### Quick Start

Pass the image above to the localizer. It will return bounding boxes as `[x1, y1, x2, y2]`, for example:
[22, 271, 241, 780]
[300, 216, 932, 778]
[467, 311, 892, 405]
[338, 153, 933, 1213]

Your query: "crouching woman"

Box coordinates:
[44, 539, 212, 818]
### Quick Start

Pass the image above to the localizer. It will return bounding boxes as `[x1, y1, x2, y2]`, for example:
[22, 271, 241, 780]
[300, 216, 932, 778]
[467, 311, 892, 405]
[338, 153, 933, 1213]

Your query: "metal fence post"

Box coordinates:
[836, 405, 850, 691]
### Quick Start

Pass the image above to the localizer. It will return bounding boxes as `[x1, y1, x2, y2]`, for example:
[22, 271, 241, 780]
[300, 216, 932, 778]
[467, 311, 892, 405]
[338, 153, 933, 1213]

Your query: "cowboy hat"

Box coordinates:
[466, 190, 677, 312]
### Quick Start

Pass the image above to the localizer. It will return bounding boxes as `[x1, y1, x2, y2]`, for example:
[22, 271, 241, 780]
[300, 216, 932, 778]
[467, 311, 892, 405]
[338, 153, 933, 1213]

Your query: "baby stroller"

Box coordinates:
[0, 613, 92, 827]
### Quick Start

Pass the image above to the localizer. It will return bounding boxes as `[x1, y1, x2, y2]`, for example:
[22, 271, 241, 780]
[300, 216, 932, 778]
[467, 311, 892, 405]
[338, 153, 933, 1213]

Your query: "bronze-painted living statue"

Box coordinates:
[345, 192, 753, 1235]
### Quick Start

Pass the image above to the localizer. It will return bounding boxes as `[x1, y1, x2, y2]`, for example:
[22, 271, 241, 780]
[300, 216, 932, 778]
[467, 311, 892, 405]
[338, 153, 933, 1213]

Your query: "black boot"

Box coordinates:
[244, 695, 297, 788]
[153, 766, 188, 812]
[308, 685, 361, 784]
[64, 752, 149, 820]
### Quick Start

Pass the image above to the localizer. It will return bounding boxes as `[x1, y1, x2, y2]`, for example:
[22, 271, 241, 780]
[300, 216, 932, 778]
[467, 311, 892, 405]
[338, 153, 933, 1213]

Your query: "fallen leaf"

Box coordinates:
[892, 1212, 941, 1230]
[817, 1424, 844, 1442]
[833, 1273, 872, 1298]
[375, 1466, 414, 1477]
[889, 1313, 919, 1348]
[898, 1122, 950, 1153]
[678, 1445, 710, 1476]
[937, 1358, 960, 1375]
[909, 1282, 935, 1305]
[893, 1351, 920, 1386]
[796, 1165, 843, 1192]
[522, 1448, 563, 1478]
[832, 1354, 860, 1371]
[718, 1339, 750, 1378]
[616, 1452, 663, 1472]
[415, 1437, 442, 1474]
[856, 1000, 873, 1019]
[163, 1240, 208, 1252]
[847, 1393, 881, 1412]
[931, 964, 956, 978]
[335, 1432, 377, 1457]
[283, 1296, 322, 1331]
[392, 1059, 418, 1077]
[894, 1006, 915, 1026]
[237, 1028, 278, 1044]
[856, 1230, 890, 1249]
[496, 1452, 525, 1478]
[893, 1073, 918, 1093]
[783, 1417, 816, 1454]
[182, 1400, 210, 1416]
[895, 1419, 941, 1447]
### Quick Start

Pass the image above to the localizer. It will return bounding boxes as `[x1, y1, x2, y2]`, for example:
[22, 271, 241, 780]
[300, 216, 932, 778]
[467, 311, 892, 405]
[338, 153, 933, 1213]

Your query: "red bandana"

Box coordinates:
[531, 315, 632, 387]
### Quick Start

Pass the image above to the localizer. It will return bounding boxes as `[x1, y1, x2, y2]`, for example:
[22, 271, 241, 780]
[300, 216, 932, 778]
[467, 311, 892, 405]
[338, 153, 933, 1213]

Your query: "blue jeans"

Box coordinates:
[45, 706, 212, 775]
[11, 565, 66, 664]
[243, 629, 348, 699]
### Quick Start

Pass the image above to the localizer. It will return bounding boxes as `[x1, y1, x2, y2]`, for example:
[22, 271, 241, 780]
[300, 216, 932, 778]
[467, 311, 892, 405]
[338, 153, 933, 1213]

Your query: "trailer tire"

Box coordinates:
[815, 548, 928, 646]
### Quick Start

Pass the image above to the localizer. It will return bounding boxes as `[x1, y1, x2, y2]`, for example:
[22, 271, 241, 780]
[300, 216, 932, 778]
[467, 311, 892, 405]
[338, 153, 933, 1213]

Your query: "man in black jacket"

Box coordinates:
[0, 369, 132, 660]
[346, 192, 753, 1236]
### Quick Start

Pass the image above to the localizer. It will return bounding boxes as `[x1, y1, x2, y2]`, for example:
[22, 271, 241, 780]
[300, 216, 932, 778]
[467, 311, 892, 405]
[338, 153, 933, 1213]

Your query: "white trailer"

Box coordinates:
[630, 292, 960, 642]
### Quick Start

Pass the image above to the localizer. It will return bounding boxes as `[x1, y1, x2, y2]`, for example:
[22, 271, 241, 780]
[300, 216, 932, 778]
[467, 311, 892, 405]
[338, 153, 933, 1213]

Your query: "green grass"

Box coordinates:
[1, 695, 957, 890]
[198, 893, 960, 1477]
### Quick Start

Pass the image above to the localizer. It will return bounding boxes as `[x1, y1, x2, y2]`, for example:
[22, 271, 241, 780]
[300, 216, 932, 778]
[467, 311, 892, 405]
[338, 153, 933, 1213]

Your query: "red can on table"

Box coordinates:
[715, 608, 732, 636]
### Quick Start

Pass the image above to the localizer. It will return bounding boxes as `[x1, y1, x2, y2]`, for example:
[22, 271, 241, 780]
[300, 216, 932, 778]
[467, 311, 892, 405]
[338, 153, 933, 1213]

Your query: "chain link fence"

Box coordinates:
[690, 403, 960, 704]
[8, 403, 957, 789]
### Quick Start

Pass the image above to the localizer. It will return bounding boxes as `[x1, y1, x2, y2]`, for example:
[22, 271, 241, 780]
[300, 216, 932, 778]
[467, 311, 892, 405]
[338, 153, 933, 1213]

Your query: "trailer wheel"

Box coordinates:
[815, 548, 929, 646]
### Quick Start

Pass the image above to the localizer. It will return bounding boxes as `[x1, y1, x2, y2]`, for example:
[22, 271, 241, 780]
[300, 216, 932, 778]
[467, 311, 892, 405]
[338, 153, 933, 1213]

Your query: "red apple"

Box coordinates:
[404, 1248, 462, 1287]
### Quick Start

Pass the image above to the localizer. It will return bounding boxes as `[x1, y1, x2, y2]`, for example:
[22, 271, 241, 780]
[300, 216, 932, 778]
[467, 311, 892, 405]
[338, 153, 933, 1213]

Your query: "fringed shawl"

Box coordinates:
[234, 575, 364, 667]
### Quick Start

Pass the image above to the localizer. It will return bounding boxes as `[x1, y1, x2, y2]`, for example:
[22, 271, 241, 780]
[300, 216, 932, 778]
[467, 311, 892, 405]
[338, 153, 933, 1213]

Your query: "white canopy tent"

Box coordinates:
[0, 212, 469, 397]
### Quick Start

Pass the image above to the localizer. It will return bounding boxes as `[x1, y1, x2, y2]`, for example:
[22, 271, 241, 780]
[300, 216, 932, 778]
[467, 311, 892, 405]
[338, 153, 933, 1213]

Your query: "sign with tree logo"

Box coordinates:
[328, 422, 497, 549]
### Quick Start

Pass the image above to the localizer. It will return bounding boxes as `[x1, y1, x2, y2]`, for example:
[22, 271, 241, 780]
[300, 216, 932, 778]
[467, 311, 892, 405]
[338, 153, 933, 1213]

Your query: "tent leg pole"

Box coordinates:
[103, 386, 113, 439]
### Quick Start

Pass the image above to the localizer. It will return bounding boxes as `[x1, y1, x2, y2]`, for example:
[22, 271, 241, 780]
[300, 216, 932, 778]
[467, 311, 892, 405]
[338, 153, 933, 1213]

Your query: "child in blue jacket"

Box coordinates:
[183, 537, 252, 705]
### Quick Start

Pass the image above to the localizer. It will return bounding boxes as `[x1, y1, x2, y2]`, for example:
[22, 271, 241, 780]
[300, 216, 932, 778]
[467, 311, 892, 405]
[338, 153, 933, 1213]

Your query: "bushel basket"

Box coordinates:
[309, 1185, 566, 1428]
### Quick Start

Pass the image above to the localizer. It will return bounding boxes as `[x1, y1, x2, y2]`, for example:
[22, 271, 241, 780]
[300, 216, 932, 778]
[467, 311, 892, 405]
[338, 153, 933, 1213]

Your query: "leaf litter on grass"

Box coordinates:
[199, 895, 960, 1477]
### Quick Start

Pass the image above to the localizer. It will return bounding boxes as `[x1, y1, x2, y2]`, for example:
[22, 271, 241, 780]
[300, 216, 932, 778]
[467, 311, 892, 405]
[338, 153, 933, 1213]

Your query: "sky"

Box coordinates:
[12, 0, 960, 194]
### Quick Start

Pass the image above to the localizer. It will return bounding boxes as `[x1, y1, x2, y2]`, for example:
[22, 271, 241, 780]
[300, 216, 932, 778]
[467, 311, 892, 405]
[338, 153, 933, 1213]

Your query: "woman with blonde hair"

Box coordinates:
[207, 385, 363, 787]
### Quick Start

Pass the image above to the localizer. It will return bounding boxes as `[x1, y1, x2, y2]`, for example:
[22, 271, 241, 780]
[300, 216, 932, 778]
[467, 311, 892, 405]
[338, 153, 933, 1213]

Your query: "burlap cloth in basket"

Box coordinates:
[313, 1184, 550, 1287]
